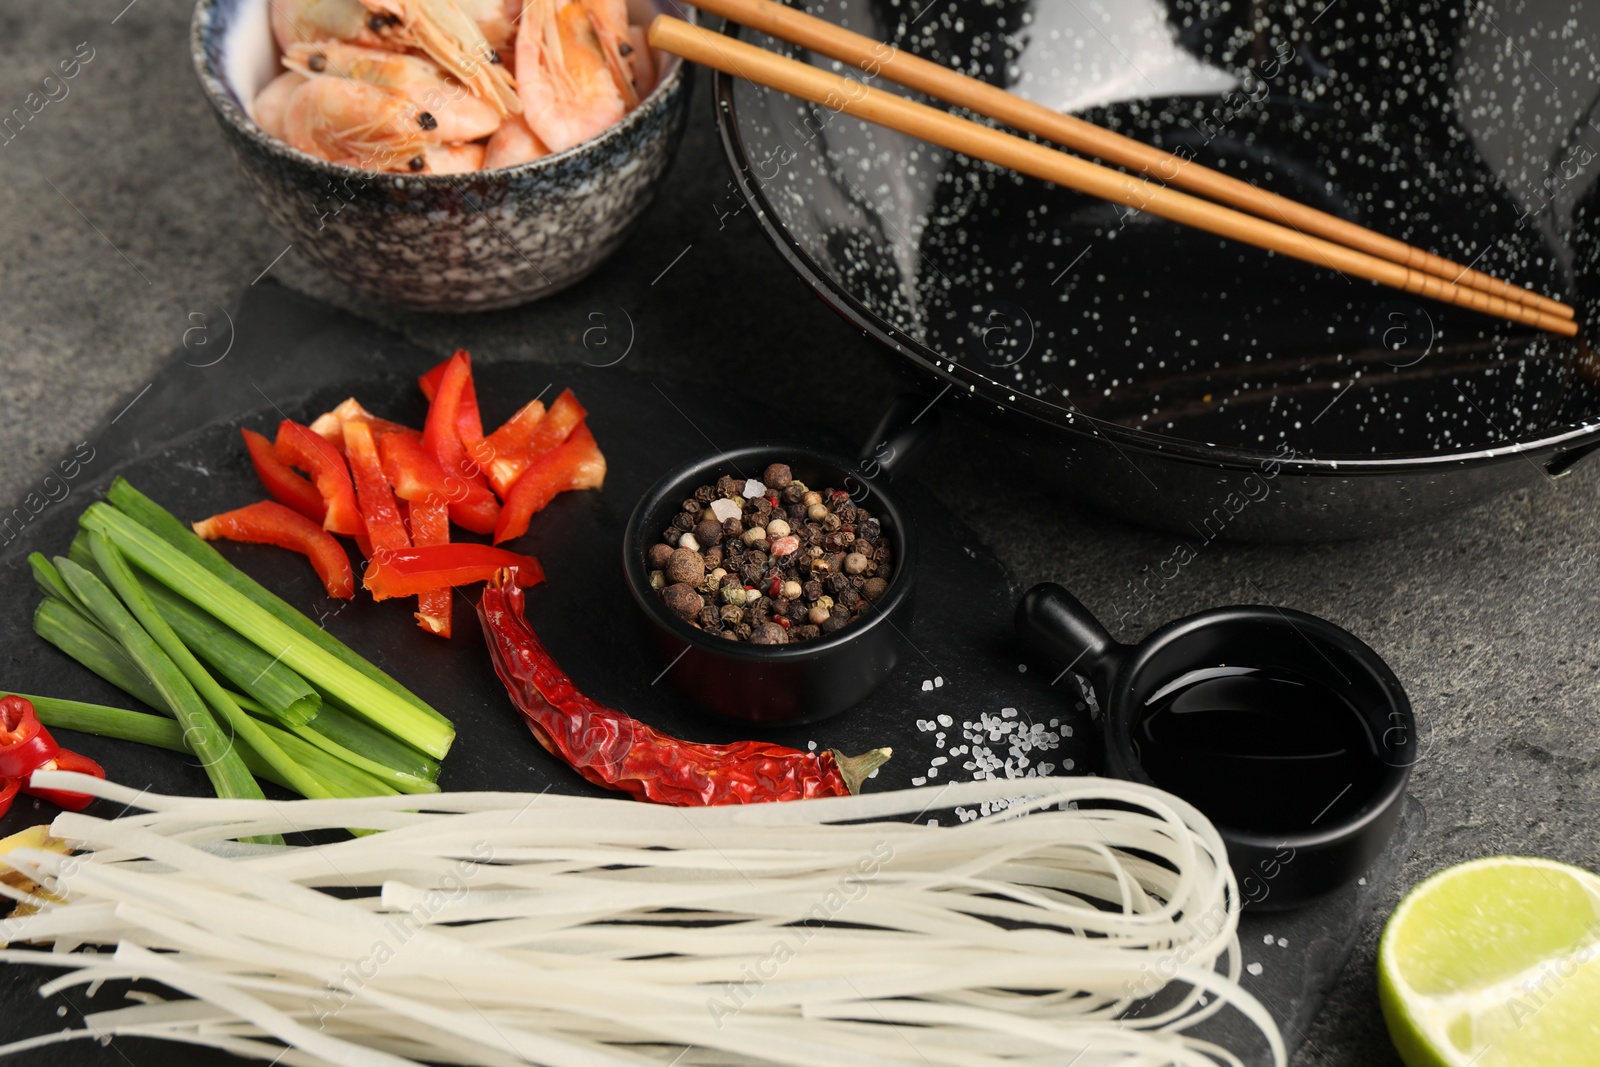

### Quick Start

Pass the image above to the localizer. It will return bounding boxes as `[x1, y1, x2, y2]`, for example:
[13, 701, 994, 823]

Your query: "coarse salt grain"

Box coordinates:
[1276, 938, 1288, 948]
[742, 479, 766, 499]
[708, 499, 741, 522]
[921, 680, 934, 692]
[1246, 962, 1264, 976]
[934, 676, 944, 687]
[937, 714, 953, 728]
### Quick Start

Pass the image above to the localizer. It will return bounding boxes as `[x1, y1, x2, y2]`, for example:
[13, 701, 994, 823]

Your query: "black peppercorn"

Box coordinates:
[666, 548, 705, 585]
[649, 464, 889, 646]
[662, 584, 703, 617]
[693, 518, 723, 546]
[418, 111, 438, 130]
[408, 155, 426, 171]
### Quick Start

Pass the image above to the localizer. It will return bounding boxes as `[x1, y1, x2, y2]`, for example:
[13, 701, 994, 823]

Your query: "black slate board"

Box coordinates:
[0, 283, 1419, 1065]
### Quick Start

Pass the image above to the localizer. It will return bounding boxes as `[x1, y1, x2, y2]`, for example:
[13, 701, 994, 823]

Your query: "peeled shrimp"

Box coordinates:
[252, 71, 307, 140]
[483, 114, 549, 168]
[280, 77, 431, 170]
[270, 0, 400, 52]
[359, 0, 520, 116]
[516, 0, 634, 152]
[283, 41, 500, 143]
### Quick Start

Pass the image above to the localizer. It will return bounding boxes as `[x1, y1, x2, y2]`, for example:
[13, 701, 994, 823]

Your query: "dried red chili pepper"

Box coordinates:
[477, 570, 891, 805]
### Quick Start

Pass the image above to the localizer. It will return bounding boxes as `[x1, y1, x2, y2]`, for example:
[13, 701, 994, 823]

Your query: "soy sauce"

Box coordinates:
[1132, 666, 1388, 834]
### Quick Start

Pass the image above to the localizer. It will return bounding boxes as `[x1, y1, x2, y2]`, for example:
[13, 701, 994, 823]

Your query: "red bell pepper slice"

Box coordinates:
[273, 420, 363, 536]
[194, 500, 356, 599]
[0, 694, 58, 779]
[242, 428, 325, 523]
[409, 495, 452, 638]
[22, 747, 105, 812]
[1, 696, 105, 812]
[481, 390, 587, 498]
[493, 422, 608, 543]
[473, 398, 545, 496]
[422, 353, 501, 532]
[310, 398, 423, 450]
[364, 544, 544, 601]
[376, 432, 501, 536]
[343, 421, 411, 557]
[420, 351, 483, 446]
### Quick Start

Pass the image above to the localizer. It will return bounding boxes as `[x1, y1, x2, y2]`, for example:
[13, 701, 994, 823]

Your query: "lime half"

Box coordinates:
[1378, 855, 1600, 1067]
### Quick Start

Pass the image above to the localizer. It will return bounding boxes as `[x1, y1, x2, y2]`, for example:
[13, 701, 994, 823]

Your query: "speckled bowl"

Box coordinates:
[192, 0, 692, 312]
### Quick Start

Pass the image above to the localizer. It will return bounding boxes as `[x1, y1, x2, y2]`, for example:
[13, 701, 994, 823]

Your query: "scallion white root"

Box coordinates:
[0, 772, 1285, 1067]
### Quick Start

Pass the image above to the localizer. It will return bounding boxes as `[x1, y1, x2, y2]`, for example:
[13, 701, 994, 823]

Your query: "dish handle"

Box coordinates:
[1014, 583, 1124, 692]
[856, 393, 940, 481]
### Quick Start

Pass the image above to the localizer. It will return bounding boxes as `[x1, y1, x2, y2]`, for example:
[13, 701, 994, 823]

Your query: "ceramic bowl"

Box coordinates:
[622, 443, 918, 727]
[192, 0, 692, 312]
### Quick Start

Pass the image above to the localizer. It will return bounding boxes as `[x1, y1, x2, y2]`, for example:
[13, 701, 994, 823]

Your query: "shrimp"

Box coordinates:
[515, 0, 635, 153]
[280, 77, 431, 171]
[252, 71, 307, 141]
[358, 0, 520, 116]
[421, 142, 486, 173]
[483, 114, 549, 168]
[270, 0, 401, 52]
[626, 25, 655, 99]
[283, 41, 500, 143]
[581, 0, 640, 109]
[453, 0, 523, 54]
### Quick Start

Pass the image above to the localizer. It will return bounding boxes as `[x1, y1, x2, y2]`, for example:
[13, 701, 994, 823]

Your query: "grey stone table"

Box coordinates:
[2, 3, 1597, 1065]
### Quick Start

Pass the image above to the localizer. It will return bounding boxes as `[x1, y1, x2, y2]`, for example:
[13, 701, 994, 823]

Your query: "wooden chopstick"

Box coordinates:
[649, 16, 1579, 338]
[681, 0, 1574, 324]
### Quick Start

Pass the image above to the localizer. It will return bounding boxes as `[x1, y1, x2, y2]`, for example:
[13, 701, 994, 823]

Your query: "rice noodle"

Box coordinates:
[0, 771, 1285, 1067]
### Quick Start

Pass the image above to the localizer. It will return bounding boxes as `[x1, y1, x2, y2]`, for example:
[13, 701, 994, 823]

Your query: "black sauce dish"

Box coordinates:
[1017, 583, 1416, 910]
[623, 398, 937, 726]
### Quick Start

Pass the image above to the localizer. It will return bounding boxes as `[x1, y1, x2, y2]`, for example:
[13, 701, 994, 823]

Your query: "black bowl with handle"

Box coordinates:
[623, 396, 937, 725]
[1016, 582, 1416, 909]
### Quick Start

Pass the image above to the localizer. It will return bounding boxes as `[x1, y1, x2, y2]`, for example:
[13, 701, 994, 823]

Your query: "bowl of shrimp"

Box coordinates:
[191, 0, 693, 311]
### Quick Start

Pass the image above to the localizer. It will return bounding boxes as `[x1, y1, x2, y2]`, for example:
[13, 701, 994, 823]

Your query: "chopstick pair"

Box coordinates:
[648, 0, 1578, 338]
